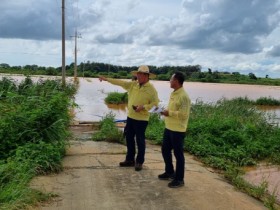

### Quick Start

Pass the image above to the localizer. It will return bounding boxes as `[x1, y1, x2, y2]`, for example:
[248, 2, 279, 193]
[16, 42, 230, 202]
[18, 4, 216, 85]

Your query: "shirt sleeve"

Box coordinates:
[107, 78, 133, 91]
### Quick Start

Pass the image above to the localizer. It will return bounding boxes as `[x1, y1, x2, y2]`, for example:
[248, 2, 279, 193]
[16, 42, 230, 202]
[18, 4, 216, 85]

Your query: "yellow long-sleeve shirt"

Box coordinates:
[165, 87, 191, 132]
[107, 78, 159, 121]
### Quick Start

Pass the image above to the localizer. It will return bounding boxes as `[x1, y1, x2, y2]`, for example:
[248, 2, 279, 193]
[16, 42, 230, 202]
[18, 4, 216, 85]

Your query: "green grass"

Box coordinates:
[104, 92, 128, 104]
[92, 112, 125, 144]
[255, 97, 280, 106]
[185, 98, 280, 168]
[0, 76, 76, 210]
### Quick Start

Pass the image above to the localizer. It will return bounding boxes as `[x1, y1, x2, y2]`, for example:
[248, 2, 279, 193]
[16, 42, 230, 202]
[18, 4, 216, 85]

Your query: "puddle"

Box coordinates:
[243, 164, 280, 202]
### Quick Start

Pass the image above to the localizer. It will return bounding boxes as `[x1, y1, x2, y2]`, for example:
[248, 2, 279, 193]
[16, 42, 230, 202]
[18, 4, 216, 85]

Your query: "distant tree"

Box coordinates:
[38, 66, 46, 71]
[11, 66, 21, 71]
[208, 68, 212, 74]
[205, 74, 214, 82]
[213, 71, 220, 79]
[46, 67, 58, 75]
[248, 73, 257, 80]
[265, 75, 269, 78]
[191, 72, 205, 79]
[232, 72, 240, 76]
[0, 63, 10, 68]
[118, 71, 127, 77]
[69, 62, 74, 69]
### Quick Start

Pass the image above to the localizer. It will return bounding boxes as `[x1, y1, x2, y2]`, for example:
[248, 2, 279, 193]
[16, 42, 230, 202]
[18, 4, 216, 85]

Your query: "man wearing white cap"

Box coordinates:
[99, 65, 159, 171]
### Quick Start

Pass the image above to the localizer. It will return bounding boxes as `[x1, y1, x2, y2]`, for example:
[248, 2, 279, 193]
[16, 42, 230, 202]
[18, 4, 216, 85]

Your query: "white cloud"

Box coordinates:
[0, 0, 280, 78]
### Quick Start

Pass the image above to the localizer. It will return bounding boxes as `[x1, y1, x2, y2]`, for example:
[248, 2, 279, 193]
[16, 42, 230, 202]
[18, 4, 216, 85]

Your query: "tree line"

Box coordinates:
[1, 62, 280, 85]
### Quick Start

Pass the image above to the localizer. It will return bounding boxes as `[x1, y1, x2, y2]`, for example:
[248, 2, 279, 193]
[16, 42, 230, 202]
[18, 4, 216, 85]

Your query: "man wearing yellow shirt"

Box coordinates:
[99, 65, 159, 171]
[158, 72, 191, 188]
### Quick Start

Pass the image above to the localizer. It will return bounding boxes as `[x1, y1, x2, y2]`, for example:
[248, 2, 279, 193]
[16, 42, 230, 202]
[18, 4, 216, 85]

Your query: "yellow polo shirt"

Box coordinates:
[165, 87, 191, 132]
[107, 78, 159, 121]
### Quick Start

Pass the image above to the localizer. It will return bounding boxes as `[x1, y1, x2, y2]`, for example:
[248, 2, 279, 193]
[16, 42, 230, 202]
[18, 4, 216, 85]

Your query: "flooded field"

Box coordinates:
[73, 77, 280, 122]
[1, 74, 279, 122]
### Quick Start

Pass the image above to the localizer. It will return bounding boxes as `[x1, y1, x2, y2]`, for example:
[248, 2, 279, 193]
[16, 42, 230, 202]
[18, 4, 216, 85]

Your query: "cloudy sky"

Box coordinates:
[1, 0, 280, 78]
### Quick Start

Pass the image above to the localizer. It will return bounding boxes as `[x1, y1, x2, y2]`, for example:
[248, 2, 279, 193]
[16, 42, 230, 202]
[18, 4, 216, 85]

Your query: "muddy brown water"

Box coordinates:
[73, 77, 280, 122]
[1, 74, 279, 122]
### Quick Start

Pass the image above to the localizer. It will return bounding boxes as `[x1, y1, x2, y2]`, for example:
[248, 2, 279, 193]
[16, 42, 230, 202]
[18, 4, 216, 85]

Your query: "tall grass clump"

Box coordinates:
[0, 76, 76, 210]
[255, 97, 280, 106]
[104, 92, 128, 104]
[186, 97, 280, 170]
[92, 112, 124, 143]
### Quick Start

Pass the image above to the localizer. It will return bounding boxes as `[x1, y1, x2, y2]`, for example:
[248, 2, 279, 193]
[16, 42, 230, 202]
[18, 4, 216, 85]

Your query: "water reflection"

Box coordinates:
[106, 103, 127, 111]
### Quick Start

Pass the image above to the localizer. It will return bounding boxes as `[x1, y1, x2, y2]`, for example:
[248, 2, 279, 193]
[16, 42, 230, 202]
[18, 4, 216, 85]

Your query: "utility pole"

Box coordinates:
[83, 60, 86, 77]
[71, 30, 81, 81]
[62, 0, 66, 86]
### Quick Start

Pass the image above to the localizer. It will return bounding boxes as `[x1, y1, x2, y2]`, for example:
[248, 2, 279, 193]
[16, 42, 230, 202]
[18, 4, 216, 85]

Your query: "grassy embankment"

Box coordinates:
[95, 92, 280, 209]
[0, 77, 76, 210]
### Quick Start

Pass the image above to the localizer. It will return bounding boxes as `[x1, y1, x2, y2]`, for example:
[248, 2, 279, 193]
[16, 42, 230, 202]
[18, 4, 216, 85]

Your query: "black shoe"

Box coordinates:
[119, 160, 135, 167]
[135, 163, 142, 171]
[158, 172, 175, 180]
[168, 179, 184, 188]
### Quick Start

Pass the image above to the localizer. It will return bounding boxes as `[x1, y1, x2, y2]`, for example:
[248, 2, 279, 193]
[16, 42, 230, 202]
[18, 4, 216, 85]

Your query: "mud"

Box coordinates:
[243, 164, 280, 202]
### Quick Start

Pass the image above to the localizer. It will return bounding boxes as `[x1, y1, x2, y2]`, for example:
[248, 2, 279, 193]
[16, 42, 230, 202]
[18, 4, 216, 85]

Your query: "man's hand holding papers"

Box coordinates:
[148, 105, 164, 114]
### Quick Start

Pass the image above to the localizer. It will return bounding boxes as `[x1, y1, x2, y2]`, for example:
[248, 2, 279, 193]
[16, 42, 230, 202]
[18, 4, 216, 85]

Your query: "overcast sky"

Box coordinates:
[1, 0, 280, 78]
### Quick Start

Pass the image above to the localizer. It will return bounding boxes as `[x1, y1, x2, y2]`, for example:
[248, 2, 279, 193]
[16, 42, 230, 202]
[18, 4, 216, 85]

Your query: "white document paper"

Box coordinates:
[148, 106, 164, 113]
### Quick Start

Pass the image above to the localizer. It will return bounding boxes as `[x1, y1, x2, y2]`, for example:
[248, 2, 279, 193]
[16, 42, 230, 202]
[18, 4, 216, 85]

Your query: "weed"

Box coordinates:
[105, 92, 128, 104]
[92, 112, 125, 144]
[0, 77, 75, 209]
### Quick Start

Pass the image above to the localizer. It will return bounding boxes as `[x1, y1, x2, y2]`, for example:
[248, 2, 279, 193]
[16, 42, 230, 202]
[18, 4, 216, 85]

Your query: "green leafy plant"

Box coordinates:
[105, 92, 128, 104]
[92, 112, 124, 143]
[0, 77, 76, 210]
[255, 97, 280, 106]
[145, 113, 164, 144]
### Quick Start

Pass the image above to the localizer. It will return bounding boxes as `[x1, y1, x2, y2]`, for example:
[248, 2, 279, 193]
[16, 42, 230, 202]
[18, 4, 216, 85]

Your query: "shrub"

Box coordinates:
[92, 112, 124, 143]
[185, 98, 280, 169]
[105, 92, 128, 104]
[255, 97, 280, 106]
[0, 77, 76, 209]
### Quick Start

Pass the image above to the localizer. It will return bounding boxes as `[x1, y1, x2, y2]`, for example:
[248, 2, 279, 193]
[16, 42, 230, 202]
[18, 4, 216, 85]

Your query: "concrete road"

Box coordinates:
[30, 126, 268, 210]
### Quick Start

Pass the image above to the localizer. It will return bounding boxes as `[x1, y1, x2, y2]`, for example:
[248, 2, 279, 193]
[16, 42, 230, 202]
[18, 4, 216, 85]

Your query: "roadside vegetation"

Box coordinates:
[0, 76, 76, 210]
[1, 62, 280, 86]
[96, 93, 280, 209]
[92, 112, 124, 143]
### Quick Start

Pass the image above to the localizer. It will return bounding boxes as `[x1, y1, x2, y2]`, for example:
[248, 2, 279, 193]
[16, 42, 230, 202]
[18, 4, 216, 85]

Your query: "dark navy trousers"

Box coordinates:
[161, 128, 185, 181]
[125, 117, 148, 164]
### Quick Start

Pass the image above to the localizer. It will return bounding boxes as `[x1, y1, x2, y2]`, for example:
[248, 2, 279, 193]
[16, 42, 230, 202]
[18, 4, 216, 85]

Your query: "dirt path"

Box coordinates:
[30, 125, 269, 210]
